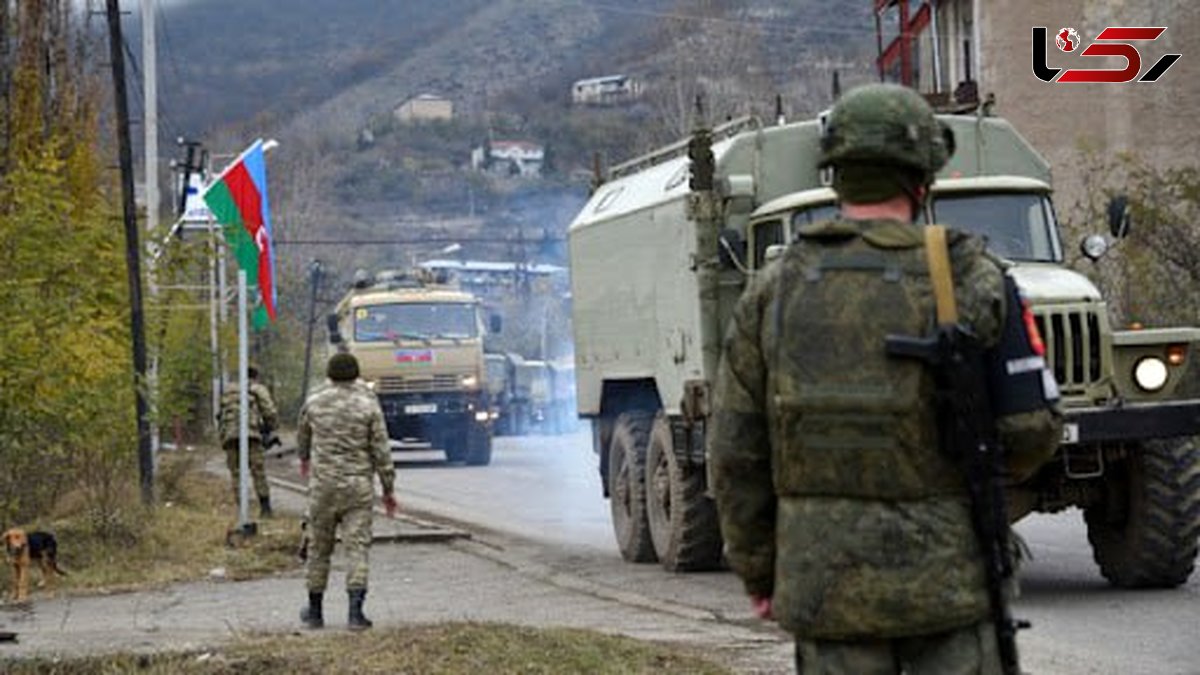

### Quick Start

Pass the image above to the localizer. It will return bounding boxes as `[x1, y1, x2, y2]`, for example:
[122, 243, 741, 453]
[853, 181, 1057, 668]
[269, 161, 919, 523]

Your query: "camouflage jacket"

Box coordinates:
[218, 381, 279, 444]
[708, 219, 1060, 640]
[298, 380, 395, 496]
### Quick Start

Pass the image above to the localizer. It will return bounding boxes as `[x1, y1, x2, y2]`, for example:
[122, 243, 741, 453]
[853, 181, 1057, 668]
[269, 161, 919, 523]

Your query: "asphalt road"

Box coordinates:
[388, 429, 1200, 675]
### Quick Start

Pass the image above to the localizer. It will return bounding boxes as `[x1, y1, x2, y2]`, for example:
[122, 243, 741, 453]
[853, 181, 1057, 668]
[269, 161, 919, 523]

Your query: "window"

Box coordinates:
[354, 303, 479, 342]
[751, 220, 784, 269]
[930, 192, 1059, 262]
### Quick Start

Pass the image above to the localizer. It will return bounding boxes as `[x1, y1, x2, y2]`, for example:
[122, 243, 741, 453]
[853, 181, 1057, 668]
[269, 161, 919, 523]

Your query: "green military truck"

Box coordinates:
[328, 269, 495, 466]
[568, 111, 1200, 584]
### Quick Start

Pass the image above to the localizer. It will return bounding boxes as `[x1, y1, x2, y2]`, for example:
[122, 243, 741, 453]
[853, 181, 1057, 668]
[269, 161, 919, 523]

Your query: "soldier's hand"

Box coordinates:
[382, 492, 398, 518]
[750, 595, 773, 620]
[299, 458, 310, 481]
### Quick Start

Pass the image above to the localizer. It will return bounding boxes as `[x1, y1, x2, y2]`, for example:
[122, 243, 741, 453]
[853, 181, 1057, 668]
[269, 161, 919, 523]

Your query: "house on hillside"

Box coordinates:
[394, 93, 453, 122]
[571, 75, 642, 106]
[471, 140, 545, 178]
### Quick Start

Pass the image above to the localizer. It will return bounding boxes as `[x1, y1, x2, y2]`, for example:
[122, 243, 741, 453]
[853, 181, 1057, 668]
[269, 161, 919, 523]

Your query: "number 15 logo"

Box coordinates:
[1033, 26, 1181, 83]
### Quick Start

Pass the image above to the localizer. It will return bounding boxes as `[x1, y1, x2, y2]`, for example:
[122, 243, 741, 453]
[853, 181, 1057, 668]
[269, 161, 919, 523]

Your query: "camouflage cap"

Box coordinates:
[326, 353, 360, 381]
[819, 83, 955, 190]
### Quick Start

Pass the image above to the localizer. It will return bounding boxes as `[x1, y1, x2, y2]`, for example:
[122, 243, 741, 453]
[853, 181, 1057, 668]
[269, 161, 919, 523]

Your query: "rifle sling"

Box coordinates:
[924, 225, 958, 324]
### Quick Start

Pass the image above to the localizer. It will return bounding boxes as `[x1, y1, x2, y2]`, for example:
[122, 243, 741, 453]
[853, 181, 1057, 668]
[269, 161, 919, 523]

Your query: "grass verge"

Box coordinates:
[1, 451, 302, 598]
[0, 622, 732, 674]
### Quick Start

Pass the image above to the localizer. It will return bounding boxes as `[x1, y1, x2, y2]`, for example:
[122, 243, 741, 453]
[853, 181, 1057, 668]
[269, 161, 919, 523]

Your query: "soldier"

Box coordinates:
[218, 364, 279, 517]
[708, 83, 1062, 674]
[297, 352, 397, 631]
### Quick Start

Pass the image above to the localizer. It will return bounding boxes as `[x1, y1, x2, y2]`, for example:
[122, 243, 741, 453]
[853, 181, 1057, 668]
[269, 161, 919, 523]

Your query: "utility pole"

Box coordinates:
[300, 259, 324, 406]
[106, 0, 154, 505]
[142, 0, 161, 465]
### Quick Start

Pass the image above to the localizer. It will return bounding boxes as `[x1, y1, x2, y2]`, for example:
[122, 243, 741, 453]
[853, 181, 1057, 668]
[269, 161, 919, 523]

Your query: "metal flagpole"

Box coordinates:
[237, 269, 251, 530]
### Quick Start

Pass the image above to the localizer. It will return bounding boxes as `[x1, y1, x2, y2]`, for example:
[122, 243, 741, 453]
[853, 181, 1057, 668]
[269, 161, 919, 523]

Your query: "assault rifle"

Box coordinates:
[886, 324, 1028, 675]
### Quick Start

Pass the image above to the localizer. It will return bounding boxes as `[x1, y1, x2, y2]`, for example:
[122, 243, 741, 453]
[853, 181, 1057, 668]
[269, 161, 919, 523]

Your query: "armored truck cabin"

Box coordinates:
[568, 112, 1200, 585]
[328, 269, 493, 466]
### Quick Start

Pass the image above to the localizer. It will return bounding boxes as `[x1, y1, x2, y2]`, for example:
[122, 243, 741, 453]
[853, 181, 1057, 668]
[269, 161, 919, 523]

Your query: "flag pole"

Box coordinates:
[237, 269, 254, 534]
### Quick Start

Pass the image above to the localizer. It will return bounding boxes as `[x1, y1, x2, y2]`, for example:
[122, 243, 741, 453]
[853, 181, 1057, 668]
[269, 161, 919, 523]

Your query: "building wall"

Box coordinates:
[395, 97, 453, 122]
[976, 0, 1199, 222]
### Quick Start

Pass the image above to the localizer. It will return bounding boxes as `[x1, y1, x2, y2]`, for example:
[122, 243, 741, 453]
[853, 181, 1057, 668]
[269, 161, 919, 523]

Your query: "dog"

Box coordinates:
[3, 528, 67, 602]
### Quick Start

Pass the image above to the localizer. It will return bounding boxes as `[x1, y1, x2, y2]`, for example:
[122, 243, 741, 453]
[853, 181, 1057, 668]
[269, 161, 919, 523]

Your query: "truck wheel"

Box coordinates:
[444, 429, 468, 464]
[645, 412, 723, 571]
[465, 425, 493, 466]
[1085, 438, 1200, 588]
[608, 411, 657, 563]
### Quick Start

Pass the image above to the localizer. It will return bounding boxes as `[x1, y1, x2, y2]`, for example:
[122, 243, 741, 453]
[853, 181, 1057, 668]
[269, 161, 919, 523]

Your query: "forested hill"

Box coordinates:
[144, 0, 875, 145]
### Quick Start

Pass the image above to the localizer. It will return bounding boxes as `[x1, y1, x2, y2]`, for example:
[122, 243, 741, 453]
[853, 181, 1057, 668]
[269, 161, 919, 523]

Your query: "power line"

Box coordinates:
[275, 236, 564, 247]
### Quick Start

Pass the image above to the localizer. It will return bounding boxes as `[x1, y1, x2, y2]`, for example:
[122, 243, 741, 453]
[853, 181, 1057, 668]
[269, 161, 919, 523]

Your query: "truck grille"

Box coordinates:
[1033, 308, 1104, 395]
[377, 374, 460, 394]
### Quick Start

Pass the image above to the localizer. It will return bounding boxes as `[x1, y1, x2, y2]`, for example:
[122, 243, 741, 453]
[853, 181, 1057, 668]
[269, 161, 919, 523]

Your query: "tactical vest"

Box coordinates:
[769, 219, 965, 500]
[220, 386, 265, 443]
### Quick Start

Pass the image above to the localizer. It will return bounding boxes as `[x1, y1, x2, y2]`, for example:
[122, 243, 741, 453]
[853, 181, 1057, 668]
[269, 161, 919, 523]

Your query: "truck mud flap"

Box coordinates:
[1063, 400, 1200, 445]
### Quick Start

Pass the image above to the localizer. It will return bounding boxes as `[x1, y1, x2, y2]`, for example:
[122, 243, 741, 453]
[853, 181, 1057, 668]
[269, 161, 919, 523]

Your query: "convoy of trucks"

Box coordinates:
[567, 108, 1200, 585]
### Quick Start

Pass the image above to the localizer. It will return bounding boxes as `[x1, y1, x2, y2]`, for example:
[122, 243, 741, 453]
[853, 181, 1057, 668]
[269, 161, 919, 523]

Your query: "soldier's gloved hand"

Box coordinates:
[299, 458, 310, 481]
[750, 595, 773, 620]
[382, 492, 398, 518]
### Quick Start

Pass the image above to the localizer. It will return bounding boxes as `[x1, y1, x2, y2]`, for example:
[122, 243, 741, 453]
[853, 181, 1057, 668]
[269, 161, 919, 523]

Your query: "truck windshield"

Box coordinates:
[354, 302, 478, 342]
[930, 192, 1059, 262]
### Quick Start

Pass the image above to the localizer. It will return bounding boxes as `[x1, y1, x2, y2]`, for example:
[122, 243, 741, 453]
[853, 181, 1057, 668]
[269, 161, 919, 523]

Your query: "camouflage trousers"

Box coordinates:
[795, 621, 1001, 675]
[305, 481, 374, 592]
[223, 439, 269, 502]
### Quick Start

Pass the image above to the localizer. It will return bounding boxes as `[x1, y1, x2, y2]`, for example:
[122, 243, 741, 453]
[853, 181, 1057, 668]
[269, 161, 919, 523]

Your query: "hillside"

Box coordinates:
[139, 0, 877, 308]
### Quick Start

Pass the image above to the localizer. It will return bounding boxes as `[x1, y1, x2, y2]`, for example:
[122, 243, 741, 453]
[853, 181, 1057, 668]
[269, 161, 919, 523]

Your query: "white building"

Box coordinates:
[571, 75, 642, 105]
[471, 140, 545, 178]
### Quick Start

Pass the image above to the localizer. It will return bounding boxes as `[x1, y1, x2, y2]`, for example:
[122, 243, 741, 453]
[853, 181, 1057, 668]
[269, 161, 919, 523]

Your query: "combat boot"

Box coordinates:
[300, 592, 324, 629]
[347, 588, 373, 631]
[259, 495, 273, 518]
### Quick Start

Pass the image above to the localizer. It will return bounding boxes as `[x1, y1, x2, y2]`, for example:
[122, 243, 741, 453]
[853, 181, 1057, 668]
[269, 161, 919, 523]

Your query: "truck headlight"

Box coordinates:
[460, 375, 478, 388]
[365, 380, 378, 391]
[1134, 357, 1169, 392]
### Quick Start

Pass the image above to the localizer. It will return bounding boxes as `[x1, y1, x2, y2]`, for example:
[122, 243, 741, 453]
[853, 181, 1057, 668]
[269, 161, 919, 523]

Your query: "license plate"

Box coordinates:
[404, 403, 438, 415]
[1061, 423, 1079, 445]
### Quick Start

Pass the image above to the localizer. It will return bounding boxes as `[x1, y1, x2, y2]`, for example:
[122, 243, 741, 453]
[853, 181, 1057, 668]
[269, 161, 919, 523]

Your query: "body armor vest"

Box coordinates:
[770, 220, 965, 500]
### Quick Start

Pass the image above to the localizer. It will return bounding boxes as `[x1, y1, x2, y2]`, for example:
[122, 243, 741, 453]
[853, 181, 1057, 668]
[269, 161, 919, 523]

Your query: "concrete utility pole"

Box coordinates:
[105, 0, 154, 505]
[300, 259, 324, 406]
[142, 0, 161, 463]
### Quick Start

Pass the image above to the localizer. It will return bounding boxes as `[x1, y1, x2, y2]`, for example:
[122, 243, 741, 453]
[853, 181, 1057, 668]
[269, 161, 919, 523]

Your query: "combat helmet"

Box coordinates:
[327, 352, 360, 381]
[819, 83, 955, 203]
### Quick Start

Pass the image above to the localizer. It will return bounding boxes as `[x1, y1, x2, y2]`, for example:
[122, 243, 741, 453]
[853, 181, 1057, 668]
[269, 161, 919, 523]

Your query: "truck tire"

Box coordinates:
[645, 412, 723, 571]
[444, 428, 468, 464]
[465, 425, 493, 466]
[608, 411, 657, 563]
[1085, 438, 1200, 588]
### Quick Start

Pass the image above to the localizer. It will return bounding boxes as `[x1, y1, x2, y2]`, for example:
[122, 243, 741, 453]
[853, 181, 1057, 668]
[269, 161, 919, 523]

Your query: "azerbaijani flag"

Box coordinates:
[201, 139, 277, 328]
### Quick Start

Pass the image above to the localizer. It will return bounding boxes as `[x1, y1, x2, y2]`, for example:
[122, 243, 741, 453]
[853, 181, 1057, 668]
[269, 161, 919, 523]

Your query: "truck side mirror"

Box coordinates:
[718, 228, 747, 272]
[489, 314, 502, 334]
[1107, 195, 1131, 239]
[326, 313, 343, 344]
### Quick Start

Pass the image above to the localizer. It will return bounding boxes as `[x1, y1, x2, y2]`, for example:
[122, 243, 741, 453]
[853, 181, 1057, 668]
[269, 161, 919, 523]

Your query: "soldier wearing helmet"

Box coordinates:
[218, 363, 279, 517]
[297, 352, 397, 631]
[709, 84, 1061, 673]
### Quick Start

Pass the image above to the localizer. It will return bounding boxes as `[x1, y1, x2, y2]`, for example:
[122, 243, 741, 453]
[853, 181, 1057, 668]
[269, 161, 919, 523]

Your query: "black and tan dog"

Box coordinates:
[3, 528, 67, 602]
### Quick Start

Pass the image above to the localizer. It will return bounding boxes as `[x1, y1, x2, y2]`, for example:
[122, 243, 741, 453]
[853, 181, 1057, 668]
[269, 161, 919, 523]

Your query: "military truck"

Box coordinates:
[484, 352, 516, 435]
[568, 111, 1200, 583]
[327, 269, 496, 466]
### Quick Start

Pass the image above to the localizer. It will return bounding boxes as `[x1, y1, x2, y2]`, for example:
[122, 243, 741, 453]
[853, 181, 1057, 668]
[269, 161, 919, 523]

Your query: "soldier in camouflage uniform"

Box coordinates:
[709, 84, 1061, 674]
[297, 352, 397, 630]
[218, 364, 279, 517]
